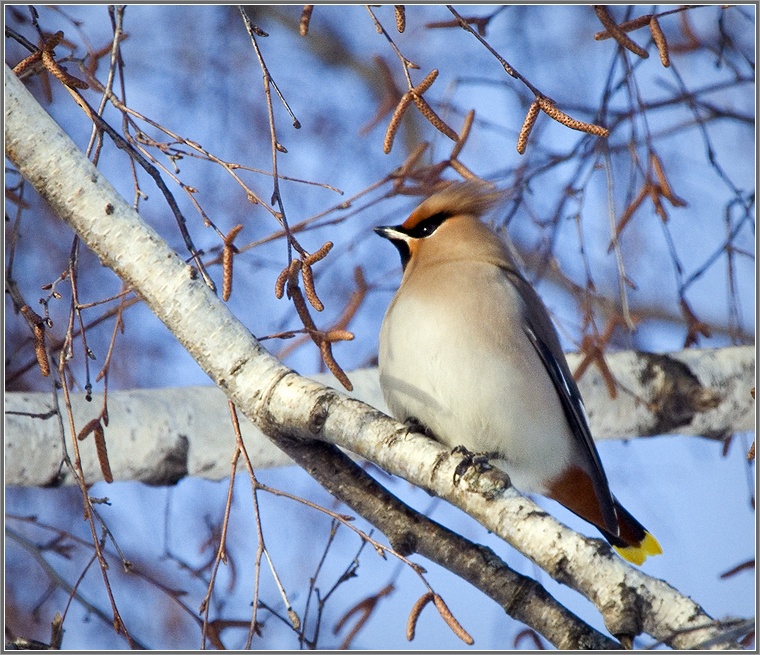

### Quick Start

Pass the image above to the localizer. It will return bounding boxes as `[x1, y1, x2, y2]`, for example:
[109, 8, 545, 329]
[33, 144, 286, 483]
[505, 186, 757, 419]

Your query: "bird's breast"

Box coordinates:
[378, 261, 573, 492]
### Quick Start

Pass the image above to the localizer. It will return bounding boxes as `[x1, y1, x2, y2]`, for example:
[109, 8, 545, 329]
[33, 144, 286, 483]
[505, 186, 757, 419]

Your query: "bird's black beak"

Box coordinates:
[373, 225, 406, 241]
[374, 225, 411, 270]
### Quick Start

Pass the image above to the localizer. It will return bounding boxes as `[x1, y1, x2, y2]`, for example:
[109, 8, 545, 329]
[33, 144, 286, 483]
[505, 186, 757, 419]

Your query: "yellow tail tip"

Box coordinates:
[614, 532, 663, 565]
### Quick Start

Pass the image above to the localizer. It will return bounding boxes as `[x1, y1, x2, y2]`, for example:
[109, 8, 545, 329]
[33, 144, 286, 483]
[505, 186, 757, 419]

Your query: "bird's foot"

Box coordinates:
[451, 446, 497, 485]
[403, 416, 435, 438]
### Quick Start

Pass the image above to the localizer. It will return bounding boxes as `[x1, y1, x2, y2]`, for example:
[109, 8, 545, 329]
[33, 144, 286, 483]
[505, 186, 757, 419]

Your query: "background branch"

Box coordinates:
[6, 344, 754, 487]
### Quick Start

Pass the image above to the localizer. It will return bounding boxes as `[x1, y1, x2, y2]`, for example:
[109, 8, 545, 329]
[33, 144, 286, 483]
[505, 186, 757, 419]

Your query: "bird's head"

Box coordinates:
[374, 180, 506, 272]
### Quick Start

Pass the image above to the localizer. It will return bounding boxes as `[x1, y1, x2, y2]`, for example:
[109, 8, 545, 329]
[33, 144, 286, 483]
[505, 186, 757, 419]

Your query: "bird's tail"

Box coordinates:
[601, 500, 662, 565]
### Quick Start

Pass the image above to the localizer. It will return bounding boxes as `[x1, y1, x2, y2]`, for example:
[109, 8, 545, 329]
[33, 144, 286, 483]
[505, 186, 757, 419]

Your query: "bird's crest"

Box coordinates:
[401, 180, 502, 230]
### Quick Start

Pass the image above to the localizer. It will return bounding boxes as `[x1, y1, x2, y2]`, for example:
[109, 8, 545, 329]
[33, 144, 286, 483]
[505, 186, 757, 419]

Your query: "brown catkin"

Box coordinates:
[593, 5, 649, 58]
[44, 31, 65, 50]
[432, 594, 474, 645]
[33, 324, 50, 377]
[319, 339, 353, 391]
[384, 92, 413, 154]
[413, 69, 438, 95]
[537, 97, 609, 138]
[93, 422, 113, 483]
[301, 264, 324, 311]
[77, 418, 102, 441]
[411, 93, 459, 142]
[594, 13, 652, 40]
[650, 152, 686, 206]
[221, 224, 242, 301]
[305, 241, 333, 264]
[325, 329, 354, 342]
[649, 184, 669, 222]
[406, 592, 434, 641]
[299, 5, 314, 36]
[21, 305, 50, 377]
[222, 244, 234, 301]
[394, 5, 406, 33]
[517, 100, 540, 154]
[450, 158, 476, 179]
[608, 184, 648, 252]
[450, 109, 475, 158]
[649, 16, 670, 67]
[12, 50, 42, 76]
[274, 265, 290, 299]
[41, 49, 89, 89]
[225, 223, 244, 244]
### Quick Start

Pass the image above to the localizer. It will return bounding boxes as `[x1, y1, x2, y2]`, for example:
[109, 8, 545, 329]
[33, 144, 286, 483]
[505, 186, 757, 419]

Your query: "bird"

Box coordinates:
[374, 180, 662, 565]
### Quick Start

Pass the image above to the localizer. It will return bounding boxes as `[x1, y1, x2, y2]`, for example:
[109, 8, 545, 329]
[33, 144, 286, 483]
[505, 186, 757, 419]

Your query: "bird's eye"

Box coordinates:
[407, 212, 450, 238]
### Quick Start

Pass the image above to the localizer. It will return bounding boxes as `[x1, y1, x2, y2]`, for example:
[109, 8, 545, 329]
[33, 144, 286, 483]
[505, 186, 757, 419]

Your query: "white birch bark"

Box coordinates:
[5, 345, 755, 486]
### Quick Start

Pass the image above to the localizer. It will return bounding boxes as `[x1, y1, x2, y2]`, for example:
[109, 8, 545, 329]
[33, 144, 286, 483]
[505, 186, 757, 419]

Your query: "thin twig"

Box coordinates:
[60, 86, 217, 291]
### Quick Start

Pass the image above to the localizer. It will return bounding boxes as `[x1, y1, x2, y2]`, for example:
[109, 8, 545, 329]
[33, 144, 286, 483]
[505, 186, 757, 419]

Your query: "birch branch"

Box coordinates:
[5, 345, 755, 487]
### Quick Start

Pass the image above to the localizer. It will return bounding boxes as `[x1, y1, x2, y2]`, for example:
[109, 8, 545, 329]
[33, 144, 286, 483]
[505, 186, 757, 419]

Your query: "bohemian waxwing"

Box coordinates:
[374, 180, 661, 565]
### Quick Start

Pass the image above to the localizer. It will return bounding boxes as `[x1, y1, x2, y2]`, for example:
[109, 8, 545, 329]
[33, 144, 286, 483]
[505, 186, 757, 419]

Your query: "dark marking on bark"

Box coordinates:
[308, 391, 337, 435]
[143, 434, 189, 485]
[638, 352, 722, 435]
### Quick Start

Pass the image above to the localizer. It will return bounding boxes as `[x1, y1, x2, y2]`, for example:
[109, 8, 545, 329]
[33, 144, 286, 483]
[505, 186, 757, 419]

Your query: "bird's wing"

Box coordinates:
[500, 266, 619, 534]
